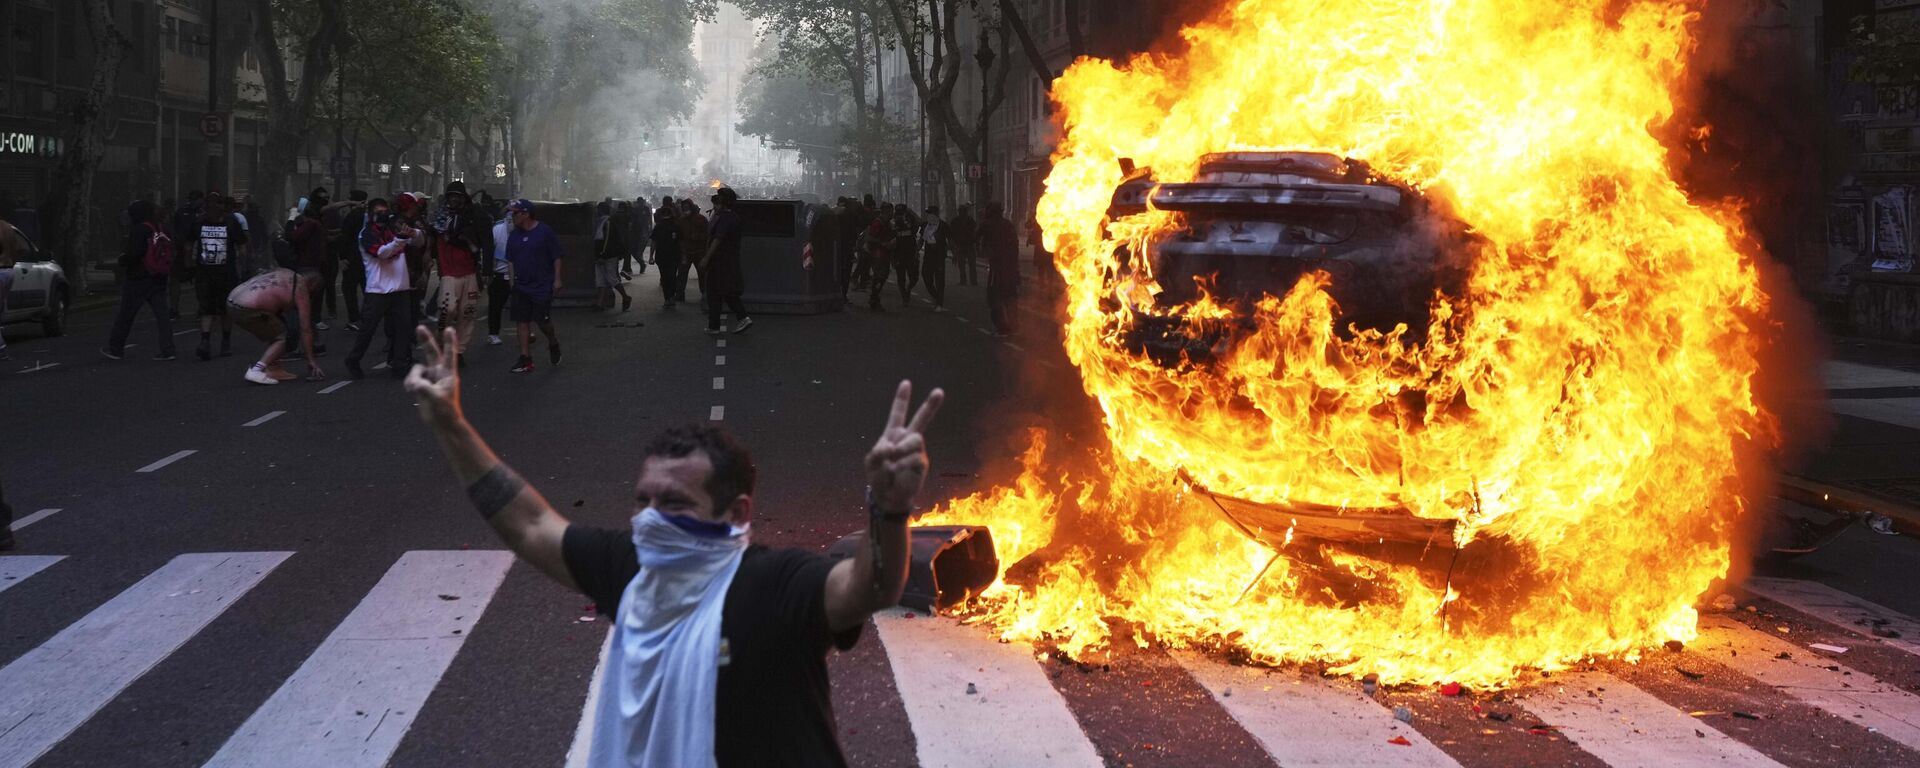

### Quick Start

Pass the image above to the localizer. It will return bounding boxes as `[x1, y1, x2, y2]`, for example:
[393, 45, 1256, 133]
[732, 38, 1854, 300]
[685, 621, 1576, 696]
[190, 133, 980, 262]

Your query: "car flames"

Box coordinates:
[919, 0, 1786, 687]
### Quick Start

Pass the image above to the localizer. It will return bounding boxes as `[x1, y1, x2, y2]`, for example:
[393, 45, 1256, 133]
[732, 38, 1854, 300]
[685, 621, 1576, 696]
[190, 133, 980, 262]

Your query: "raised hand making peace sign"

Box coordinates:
[404, 326, 463, 427]
[866, 380, 946, 513]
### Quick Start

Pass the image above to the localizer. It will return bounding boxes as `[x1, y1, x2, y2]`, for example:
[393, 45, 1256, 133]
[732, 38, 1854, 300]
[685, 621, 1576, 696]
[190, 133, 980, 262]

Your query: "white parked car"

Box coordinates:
[3, 230, 72, 338]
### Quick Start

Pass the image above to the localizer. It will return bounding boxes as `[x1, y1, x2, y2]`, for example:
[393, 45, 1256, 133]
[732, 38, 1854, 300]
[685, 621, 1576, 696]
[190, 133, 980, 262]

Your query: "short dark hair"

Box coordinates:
[641, 424, 756, 507]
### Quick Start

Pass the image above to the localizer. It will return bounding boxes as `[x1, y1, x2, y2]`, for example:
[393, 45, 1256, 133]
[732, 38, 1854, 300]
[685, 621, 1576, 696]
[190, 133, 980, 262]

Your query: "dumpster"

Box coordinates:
[734, 199, 842, 315]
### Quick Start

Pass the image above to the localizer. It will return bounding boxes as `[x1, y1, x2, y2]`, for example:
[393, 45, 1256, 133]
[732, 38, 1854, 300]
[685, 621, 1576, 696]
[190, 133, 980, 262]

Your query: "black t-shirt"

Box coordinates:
[563, 526, 860, 768]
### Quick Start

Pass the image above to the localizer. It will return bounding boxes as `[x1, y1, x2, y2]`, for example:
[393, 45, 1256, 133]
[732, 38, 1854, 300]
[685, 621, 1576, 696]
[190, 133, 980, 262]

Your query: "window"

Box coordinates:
[165, 17, 177, 52]
[14, 9, 48, 80]
[130, 5, 147, 66]
[60, 2, 78, 60]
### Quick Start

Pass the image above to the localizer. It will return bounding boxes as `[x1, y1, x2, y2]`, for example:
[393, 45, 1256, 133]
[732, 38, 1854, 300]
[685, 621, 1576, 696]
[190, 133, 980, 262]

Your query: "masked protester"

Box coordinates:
[181, 193, 249, 360]
[651, 198, 684, 307]
[429, 181, 492, 355]
[702, 188, 751, 335]
[102, 199, 178, 361]
[404, 312, 945, 767]
[981, 201, 1021, 336]
[344, 198, 421, 379]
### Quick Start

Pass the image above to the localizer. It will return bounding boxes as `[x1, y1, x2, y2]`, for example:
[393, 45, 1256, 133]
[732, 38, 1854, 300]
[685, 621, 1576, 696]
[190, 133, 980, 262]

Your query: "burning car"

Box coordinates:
[1108, 151, 1474, 367]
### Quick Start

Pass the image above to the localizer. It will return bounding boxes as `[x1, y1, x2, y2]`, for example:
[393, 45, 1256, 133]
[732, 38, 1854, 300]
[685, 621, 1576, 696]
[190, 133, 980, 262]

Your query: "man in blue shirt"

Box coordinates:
[504, 199, 564, 373]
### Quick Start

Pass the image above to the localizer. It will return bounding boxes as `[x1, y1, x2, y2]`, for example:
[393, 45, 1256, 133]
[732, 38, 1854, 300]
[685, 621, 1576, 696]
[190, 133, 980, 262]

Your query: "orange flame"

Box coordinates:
[928, 0, 1778, 687]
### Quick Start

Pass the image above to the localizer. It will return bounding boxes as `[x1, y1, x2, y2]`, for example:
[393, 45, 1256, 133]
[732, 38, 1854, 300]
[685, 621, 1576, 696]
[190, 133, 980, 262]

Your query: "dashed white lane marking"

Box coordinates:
[206, 551, 513, 768]
[563, 628, 615, 768]
[1005, 342, 1026, 352]
[716, 339, 727, 348]
[975, 328, 991, 336]
[174, 329, 197, 336]
[0, 555, 65, 595]
[712, 377, 725, 391]
[317, 380, 352, 394]
[956, 316, 970, 323]
[1520, 670, 1783, 768]
[135, 450, 198, 473]
[243, 410, 287, 428]
[17, 362, 60, 373]
[0, 552, 292, 766]
[873, 608, 1101, 768]
[1695, 614, 1920, 751]
[1177, 652, 1459, 767]
[372, 361, 391, 371]
[1744, 577, 1920, 658]
[709, 405, 725, 421]
[10, 508, 62, 532]
[715, 355, 726, 366]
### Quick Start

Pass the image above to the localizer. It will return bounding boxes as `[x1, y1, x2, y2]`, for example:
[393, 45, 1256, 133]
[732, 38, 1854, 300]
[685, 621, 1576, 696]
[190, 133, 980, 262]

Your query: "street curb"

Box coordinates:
[1779, 474, 1920, 536]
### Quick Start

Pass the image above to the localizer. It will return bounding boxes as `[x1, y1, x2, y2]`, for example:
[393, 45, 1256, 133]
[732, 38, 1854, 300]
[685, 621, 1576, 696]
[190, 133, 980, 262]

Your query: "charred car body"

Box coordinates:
[1108, 151, 1472, 367]
[1102, 152, 1861, 577]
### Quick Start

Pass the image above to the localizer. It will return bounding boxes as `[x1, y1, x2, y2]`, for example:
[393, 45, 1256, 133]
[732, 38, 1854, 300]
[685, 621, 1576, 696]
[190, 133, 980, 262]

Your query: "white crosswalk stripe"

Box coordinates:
[1177, 651, 1459, 767]
[1743, 576, 1920, 659]
[1695, 614, 1920, 752]
[872, 607, 1103, 767]
[10, 553, 1920, 768]
[0, 555, 64, 595]
[205, 550, 514, 768]
[1519, 670, 1783, 767]
[0, 552, 291, 768]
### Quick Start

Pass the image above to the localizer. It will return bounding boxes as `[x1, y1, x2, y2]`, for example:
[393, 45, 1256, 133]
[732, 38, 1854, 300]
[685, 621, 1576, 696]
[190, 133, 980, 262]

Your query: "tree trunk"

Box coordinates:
[1063, 0, 1085, 57]
[997, 0, 1054, 83]
[248, 0, 345, 241]
[43, 0, 131, 294]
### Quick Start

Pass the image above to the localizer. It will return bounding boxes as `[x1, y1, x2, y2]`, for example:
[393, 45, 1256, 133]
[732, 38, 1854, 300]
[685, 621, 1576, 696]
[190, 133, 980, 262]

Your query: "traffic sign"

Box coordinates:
[329, 156, 354, 178]
[965, 163, 986, 180]
[199, 112, 226, 140]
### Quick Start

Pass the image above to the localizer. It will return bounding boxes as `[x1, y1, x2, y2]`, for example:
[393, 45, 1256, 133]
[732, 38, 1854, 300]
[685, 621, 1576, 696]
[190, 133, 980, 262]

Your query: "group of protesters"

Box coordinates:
[823, 195, 1032, 336]
[99, 181, 588, 383]
[92, 178, 1040, 385]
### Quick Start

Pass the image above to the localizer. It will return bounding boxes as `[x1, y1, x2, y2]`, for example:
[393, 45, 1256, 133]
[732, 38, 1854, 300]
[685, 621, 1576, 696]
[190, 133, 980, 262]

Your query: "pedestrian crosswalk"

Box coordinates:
[4, 550, 1920, 767]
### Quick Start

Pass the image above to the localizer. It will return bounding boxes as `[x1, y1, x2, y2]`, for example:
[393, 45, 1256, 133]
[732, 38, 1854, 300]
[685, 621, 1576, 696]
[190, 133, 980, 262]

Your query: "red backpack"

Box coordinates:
[142, 223, 174, 276]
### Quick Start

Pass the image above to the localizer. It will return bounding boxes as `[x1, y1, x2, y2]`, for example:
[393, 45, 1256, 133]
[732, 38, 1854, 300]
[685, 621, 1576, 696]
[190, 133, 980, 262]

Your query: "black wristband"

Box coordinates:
[866, 488, 913, 524]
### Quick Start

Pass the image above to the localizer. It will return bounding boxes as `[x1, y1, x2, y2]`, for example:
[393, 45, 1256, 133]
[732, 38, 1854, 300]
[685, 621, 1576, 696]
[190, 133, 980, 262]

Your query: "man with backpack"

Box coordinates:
[102, 200, 178, 360]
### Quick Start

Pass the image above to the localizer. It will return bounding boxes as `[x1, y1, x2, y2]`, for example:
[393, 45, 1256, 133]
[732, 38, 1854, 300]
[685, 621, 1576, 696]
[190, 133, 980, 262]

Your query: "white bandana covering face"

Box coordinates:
[587, 507, 750, 768]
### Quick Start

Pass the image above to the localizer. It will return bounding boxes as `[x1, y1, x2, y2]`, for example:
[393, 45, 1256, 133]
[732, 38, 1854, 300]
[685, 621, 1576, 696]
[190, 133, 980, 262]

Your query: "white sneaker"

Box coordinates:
[732, 316, 755, 334]
[314, 320, 331, 331]
[488, 335, 503, 345]
[244, 366, 279, 385]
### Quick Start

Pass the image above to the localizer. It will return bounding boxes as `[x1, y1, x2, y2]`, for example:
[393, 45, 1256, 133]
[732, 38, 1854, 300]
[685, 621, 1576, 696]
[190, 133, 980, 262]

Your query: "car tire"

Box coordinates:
[41, 290, 67, 337]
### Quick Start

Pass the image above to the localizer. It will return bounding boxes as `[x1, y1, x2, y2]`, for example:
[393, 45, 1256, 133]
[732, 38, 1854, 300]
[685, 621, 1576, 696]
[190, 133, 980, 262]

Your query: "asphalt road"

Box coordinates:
[5, 267, 1920, 768]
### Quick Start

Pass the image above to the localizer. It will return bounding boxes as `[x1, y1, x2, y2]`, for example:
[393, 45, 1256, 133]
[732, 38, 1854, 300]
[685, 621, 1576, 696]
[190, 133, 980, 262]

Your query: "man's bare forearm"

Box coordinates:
[859, 505, 912, 611]
[427, 416, 563, 549]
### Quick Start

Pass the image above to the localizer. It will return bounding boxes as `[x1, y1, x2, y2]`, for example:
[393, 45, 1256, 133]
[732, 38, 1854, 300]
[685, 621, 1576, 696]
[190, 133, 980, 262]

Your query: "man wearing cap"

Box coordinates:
[430, 180, 492, 356]
[504, 199, 564, 373]
[704, 187, 753, 334]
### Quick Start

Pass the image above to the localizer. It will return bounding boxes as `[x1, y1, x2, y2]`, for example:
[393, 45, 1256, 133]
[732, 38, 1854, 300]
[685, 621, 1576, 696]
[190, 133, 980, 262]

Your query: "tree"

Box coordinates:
[248, 0, 347, 235]
[330, 0, 506, 193]
[478, 0, 714, 198]
[1852, 14, 1920, 84]
[736, 0, 891, 192]
[41, 0, 132, 293]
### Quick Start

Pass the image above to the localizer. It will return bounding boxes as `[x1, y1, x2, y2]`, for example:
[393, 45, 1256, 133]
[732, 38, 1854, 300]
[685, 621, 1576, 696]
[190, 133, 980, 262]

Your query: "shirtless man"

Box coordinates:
[226, 268, 326, 385]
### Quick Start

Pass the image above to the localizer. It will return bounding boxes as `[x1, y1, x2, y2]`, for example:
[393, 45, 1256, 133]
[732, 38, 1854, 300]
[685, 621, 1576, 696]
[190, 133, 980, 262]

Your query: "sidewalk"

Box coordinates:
[1794, 337, 1920, 529]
